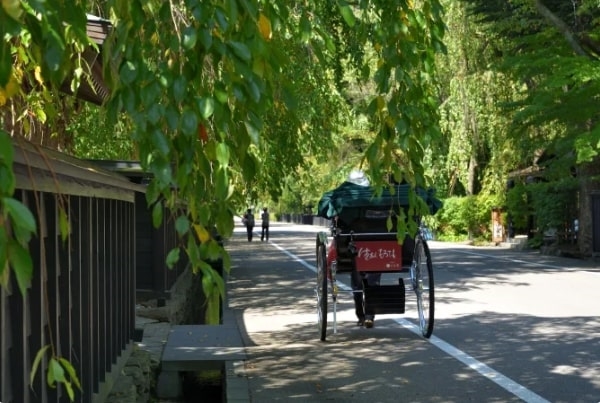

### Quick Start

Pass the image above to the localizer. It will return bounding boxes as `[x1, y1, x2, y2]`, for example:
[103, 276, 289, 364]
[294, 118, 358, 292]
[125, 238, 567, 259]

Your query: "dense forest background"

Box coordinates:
[2, 0, 600, 257]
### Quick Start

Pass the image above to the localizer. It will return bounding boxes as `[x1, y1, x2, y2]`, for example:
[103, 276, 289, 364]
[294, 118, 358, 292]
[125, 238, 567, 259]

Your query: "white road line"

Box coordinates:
[396, 319, 550, 403]
[269, 239, 551, 403]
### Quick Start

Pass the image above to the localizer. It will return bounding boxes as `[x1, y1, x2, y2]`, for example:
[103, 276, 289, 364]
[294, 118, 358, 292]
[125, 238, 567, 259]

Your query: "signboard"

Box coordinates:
[492, 208, 504, 244]
[354, 240, 402, 271]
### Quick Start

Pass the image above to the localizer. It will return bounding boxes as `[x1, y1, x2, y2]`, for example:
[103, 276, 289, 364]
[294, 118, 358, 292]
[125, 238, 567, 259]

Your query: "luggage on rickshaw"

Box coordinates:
[315, 180, 441, 340]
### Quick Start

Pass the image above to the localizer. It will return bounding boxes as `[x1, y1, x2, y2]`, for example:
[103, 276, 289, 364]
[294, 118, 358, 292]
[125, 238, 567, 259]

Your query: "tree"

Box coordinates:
[456, 0, 600, 253]
[2, 0, 446, 297]
[1, 1, 446, 396]
[436, 1, 524, 200]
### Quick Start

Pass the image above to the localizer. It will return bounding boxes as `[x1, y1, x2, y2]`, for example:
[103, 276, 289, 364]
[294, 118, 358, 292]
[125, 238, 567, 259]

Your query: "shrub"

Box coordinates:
[435, 193, 504, 242]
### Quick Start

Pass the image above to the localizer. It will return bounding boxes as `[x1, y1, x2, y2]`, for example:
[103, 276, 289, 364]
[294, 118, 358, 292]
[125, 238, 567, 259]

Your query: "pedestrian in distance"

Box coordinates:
[261, 207, 270, 241]
[242, 208, 255, 242]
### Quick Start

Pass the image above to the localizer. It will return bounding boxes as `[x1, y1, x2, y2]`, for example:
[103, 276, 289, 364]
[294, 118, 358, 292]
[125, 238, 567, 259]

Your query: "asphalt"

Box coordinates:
[133, 218, 598, 402]
[132, 218, 514, 403]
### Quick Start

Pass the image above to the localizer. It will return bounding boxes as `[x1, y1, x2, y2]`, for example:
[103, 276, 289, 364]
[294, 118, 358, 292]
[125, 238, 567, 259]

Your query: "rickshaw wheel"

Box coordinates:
[412, 238, 435, 338]
[316, 242, 328, 341]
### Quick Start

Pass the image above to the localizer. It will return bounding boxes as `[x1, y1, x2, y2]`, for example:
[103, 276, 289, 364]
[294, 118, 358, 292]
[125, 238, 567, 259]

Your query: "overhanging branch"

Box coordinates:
[535, 0, 587, 57]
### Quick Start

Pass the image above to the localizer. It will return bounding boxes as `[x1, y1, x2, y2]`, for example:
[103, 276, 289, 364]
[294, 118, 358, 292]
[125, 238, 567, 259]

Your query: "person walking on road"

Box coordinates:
[261, 207, 270, 241]
[243, 208, 255, 242]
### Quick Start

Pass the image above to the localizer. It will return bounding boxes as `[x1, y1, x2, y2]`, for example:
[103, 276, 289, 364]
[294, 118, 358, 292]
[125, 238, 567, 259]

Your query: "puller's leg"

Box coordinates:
[351, 269, 365, 325]
[362, 273, 381, 328]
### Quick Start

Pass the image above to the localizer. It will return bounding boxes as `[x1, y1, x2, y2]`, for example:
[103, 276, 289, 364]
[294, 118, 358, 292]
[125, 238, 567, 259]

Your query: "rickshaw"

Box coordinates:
[315, 180, 441, 341]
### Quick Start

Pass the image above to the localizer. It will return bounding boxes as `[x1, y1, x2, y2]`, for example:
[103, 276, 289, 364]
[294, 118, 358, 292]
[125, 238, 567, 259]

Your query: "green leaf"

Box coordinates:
[0, 131, 14, 164]
[147, 103, 162, 125]
[182, 26, 197, 50]
[49, 358, 66, 384]
[58, 207, 69, 243]
[145, 180, 160, 206]
[63, 380, 75, 401]
[229, 41, 251, 62]
[203, 265, 224, 324]
[214, 85, 228, 104]
[3, 197, 37, 240]
[30, 345, 51, 387]
[151, 129, 170, 158]
[395, 118, 408, 136]
[180, 108, 198, 137]
[58, 357, 82, 390]
[200, 263, 215, 295]
[12, 219, 32, 258]
[198, 27, 213, 51]
[166, 247, 180, 269]
[0, 165, 16, 197]
[338, 2, 356, 27]
[187, 236, 201, 267]
[175, 215, 190, 235]
[215, 8, 230, 31]
[206, 239, 222, 261]
[245, 76, 260, 103]
[215, 167, 229, 200]
[221, 249, 232, 273]
[152, 159, 173, 187]
[299, 14, 311, 42]
[165, 105, 180, 131]
[216, 143, 230, 167]
[119, 61, 138, 86]
[238, 0, 257, 16]
[244, 121, 259, 144]
[140, 80, 161, 104]
[152, 202, 163, 228]
[44, 29, 65, 72]
[225, 0, 238, 24]
[8, 240, 33, 296]
[172, 76, 187, 103]
[34, 106, 47, 123]
[241, 153, 256, 183]
[121, 87, 137, 114]
[197, 97, 215, 119]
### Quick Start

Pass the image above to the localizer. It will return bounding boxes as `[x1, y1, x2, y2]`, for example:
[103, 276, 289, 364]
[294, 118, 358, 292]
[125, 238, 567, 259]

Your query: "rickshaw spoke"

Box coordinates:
[316, 240, 328, 341]
[412, 238, 435, 338]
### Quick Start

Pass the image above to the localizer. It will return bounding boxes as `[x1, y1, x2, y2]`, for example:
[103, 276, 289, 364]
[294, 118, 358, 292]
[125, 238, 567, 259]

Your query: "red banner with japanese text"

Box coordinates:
[354, 240, 402, 271]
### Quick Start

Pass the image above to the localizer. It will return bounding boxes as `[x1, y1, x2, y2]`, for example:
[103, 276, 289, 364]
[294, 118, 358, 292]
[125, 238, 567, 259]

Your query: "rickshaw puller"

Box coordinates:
[352, 271, 381, 328]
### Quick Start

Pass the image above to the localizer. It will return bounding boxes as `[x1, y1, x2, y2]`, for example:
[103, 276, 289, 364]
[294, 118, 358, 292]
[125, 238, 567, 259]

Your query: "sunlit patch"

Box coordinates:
[550, 365, 577, 375]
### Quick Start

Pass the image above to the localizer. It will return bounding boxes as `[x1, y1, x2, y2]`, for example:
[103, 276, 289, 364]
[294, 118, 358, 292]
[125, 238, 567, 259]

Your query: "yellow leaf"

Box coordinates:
[0, 74, 19, 106]
[2, 0, 23, 20]
[193, 224, 211, 243]
[376, 95, 386, 111]
[34, 66, 44, 86]
[258, 13, 272, 41]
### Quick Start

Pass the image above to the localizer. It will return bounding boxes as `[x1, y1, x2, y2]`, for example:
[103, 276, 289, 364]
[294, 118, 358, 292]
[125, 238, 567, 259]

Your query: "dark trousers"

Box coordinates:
[246, 226, 253, 241]
[351, 270, 381, 320]
[261, 225, 269, 241]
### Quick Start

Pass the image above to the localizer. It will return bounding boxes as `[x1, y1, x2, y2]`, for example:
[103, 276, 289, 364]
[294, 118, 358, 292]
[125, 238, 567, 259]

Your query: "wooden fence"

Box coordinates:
[1, 140, 144, 402]
[279, 213, 330, 228]
[86, 161, 188, 298]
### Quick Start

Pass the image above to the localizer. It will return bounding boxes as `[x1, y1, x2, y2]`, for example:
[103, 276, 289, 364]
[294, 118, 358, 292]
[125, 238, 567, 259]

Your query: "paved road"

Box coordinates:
[226, 220, 600, 403]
